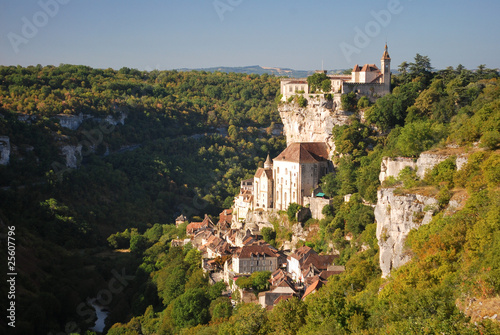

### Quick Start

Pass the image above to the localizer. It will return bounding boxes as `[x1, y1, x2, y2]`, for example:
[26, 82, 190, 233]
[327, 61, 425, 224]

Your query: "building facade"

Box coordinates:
[281, 44, 391, 102]
[232, 244, 279, 274]
[272, 142, 330, 210]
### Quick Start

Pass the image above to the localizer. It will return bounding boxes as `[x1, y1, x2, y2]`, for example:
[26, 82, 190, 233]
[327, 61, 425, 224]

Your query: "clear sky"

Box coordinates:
[1, 0, 499, 71]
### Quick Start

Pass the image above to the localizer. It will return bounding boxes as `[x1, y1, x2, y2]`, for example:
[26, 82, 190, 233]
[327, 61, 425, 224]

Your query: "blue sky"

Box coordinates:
[1, 0, 499, 71]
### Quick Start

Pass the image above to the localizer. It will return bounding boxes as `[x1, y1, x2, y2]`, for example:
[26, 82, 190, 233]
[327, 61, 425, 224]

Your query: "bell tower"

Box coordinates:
[381, 44, 391, 91]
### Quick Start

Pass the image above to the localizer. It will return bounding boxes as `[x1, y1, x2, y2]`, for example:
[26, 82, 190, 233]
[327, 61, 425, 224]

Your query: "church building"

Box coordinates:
[249, 142, 331, 212]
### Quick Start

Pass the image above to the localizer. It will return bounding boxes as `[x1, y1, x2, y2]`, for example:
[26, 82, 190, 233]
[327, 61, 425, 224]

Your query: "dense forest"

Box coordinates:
[0, 58, 499, 334]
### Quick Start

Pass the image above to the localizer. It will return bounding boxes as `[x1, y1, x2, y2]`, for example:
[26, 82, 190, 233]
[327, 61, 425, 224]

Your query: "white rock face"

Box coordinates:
[415, 152, 469, 179]
[379, 157, 417, 183]
[375, 188, 438, 278]
[57, 114, 85, 130]
[0, 136, 11, 165]
[61, 145, 82, 168]
[278, 98, 351, 157]
[105, 112, 127, 126]
[455, 154, 469, 171]
[415, 153, 449, 179]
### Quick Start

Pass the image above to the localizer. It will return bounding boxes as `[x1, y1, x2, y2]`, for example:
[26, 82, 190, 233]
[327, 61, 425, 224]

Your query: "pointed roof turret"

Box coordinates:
[381, 44, 391, 60]
[264, 153, 272, 169]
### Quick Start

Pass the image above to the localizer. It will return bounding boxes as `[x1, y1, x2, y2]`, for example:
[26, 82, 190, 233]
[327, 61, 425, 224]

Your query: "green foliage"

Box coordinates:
[307, 72, 329, 92]
[425, 156, 457, 186]
[287, 203, 302, 221]
[236, 271, 271, 293]
[398, 166, 419, 189]
[268, 297, 307, 335]
[130, 234, 148, 255]
[357, 95, 370, 109]
[261, 227, 277, 246]
[341, 92, 357, 112]
[207, 281, 226, 301]
[171, 288, 210, 329]
[217, 303, 267, 335]
[209, 297, 232, 321]
[297, 95, 308, 108]
[366, 81, 422, 132]
[395, 120, 446, 157]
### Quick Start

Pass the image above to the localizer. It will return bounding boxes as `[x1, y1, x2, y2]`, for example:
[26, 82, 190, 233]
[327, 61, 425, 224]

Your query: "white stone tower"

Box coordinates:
[381, 44, 391, 91]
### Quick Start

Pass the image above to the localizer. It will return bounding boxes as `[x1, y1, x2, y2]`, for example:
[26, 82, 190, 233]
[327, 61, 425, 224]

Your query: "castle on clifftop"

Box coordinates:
[280, 44, 391, 103]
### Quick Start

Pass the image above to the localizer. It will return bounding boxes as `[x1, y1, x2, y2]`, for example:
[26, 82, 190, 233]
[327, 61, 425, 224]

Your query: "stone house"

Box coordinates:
[232, 243, 279, 274]
[287, 245, 339, 283]
[186, 215, 214, 236]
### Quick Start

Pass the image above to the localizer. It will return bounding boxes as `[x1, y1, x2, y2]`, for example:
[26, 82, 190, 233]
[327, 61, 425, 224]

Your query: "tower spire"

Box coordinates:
[264, 154, 272, 169]
[382, 43, 391, 60]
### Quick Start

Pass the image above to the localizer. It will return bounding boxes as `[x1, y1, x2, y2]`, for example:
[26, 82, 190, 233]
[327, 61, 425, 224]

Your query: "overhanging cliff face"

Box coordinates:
[375, 188, 438, 278]
[278, 98, 351, 158]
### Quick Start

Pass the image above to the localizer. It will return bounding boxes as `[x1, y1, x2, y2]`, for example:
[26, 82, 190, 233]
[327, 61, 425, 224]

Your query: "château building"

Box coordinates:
[280, 44, 391, 103]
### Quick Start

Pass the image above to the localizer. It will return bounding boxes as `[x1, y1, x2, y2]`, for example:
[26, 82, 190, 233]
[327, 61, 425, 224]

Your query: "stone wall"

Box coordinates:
[303, 196, 331, 220]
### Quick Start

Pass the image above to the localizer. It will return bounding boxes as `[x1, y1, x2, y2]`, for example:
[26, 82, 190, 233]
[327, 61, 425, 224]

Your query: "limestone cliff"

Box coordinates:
[0, 136, 10, 165]
[375, 188, 438, 278]
[416, 151, 469, 179]
[379, 157, 417, 183]
[278, 97, 351, 157]
[61, 144, 82, 168]
[379, 150, 470, 183]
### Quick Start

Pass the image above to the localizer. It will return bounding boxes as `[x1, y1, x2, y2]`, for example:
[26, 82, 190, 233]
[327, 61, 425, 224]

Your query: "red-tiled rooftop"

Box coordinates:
[274, 142, 329, 163]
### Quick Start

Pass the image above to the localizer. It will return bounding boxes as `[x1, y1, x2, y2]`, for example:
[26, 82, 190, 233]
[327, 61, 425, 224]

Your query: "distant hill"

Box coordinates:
[177, 65, 352, 78]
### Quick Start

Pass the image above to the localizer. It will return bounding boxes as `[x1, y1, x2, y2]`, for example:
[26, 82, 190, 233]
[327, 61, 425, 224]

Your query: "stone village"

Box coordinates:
[168, 44, 475, 309]
[169, 45, 395, 309]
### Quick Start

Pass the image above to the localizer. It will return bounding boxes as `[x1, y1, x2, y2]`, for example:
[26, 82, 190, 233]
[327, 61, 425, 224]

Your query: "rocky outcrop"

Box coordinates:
[375, 188, 438, 278]
[415, 153, 449, 179]
[0, 136, 11, 165]
[379, 157, 417, 183]
[278, 98, 351, 157]
[56, 112, 127, 130]
[416, 152, 469, 179]
[57, 114, 86, 130]
[105, 112, 127, 126]
[379, 152, 470, 183]
[61, 145, 82, 168]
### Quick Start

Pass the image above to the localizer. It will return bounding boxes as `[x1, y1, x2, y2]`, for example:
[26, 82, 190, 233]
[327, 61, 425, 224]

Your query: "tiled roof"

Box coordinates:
[302, 278, 324, 300]
[353, 64, 361, 72]
[255, 167, 273, 179]
[288, 245, 315, 261]
[360, 64, 380, 72]
[274, 142, 329, 163]
[235, 244, 279, 259]
[218, 209, 232, 225]
[274, 294, 294, 305]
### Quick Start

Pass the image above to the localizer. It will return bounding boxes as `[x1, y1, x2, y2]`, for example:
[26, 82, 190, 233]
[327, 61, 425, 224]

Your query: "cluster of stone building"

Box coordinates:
[174, 210, 344, 309]
[280, 44, 391, 105]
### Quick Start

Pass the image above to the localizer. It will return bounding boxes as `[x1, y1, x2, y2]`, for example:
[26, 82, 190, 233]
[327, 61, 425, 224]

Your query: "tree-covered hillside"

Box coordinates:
[0, 58, 499, 335]
[104, 59, 499, 334]
[0, 66, 285, 334]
